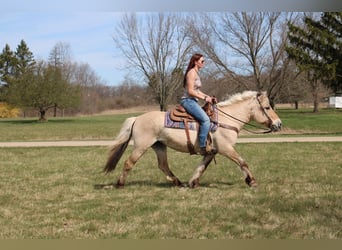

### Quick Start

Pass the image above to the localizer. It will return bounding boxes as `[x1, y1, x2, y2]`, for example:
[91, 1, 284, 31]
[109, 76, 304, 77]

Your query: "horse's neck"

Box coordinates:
[218, 100, 251, 128]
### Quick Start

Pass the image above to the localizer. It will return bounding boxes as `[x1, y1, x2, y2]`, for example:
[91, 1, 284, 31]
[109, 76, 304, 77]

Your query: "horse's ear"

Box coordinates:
[257, 91, 267, 98]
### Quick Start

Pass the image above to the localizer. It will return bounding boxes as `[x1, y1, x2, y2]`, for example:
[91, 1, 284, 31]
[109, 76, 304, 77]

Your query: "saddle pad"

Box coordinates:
[164, 111, 218, 132]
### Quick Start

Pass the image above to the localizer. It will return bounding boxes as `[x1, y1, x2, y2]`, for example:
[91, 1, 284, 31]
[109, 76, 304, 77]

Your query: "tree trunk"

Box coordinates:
[313, 99, 319, 113]
[312, 78, 319, 113]
[53, 104, 57, 117]
[160, 103, 166, 111]
[39, 109, 47, 122]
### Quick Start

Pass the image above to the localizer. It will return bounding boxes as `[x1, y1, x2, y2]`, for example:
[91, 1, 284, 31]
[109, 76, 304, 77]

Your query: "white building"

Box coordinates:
[329, 96, 342, 108]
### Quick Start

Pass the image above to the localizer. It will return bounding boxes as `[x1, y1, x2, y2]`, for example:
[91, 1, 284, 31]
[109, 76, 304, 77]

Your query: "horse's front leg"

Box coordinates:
[224, 145, 257, 187]
[189, 155, 215, 188]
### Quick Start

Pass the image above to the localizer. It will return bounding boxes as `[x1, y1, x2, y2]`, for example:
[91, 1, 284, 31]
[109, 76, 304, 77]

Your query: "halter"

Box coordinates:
[215, 92, 273, 134]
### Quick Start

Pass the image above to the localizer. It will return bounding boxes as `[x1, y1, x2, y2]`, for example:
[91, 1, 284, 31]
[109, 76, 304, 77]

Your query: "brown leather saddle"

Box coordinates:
[169, 102, 217, 155]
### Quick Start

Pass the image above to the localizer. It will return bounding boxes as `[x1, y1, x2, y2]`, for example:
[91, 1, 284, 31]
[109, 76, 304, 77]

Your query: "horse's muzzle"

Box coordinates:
[271, 120, 282, 132]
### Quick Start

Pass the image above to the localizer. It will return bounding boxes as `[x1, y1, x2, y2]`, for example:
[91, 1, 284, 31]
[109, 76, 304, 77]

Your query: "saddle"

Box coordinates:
[169, 102, 217, 155]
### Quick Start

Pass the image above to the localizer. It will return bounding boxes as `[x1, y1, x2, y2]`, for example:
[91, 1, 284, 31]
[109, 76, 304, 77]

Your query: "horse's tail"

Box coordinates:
[103, 116, 136, 174]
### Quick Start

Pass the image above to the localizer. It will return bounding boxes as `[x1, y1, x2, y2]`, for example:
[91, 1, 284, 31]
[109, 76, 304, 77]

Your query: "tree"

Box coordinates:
[5, 60, 80, 121]
[0, 44, 19, 103]
[48, 42, 73, 116]
[14, 39, 35, 76]
[48, 41, 72, 68]
[286, 12, 338, 112]
[0, 44, 16, 87]
[113, 13, 193, 111]
[308, 12, 342, 95]
[187, 12, 299, 106]
[0, 40, 36, 115]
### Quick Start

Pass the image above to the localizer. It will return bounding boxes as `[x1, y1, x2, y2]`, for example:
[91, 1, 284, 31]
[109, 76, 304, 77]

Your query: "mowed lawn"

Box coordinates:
[0, 108, 341, 239]
[0, 108, 341, 142]
[0, 142, 341, 239]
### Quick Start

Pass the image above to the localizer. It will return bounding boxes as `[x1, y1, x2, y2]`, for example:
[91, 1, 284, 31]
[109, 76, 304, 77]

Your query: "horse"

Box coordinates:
[104, 91, 282, 188]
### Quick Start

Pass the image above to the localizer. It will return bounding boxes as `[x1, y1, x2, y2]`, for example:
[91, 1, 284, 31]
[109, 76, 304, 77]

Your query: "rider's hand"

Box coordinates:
[204, 95, 212, 103]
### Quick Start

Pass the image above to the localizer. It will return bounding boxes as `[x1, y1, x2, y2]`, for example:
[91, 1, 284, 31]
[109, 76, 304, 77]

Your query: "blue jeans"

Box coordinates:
[180, 98, 210, 148]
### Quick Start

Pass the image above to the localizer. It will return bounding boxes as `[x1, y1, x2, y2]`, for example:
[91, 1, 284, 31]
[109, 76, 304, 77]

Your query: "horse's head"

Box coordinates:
[251, 92, 282, 132]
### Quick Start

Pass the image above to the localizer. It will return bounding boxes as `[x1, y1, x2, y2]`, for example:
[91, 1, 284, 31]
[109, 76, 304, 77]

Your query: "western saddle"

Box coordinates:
[169, 102, 217, 155]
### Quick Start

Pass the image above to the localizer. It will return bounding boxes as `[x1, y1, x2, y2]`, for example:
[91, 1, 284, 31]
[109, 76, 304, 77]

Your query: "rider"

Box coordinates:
[180, 53, 215, 156]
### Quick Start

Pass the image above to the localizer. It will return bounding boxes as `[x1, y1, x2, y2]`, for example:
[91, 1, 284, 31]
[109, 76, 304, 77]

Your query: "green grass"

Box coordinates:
[277, 108, 342, 134]
[0, 113, 141, 142]
[0, 108, 341, 142]
[0, 143, 341, 239]
[0, 108, 341, 239]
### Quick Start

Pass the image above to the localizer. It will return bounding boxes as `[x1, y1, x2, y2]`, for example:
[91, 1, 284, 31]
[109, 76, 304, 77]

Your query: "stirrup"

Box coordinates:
[199, 147, 216, 156]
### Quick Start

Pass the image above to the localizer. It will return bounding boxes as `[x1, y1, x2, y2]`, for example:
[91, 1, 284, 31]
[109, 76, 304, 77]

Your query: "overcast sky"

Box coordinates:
[1, 1, 340, 86]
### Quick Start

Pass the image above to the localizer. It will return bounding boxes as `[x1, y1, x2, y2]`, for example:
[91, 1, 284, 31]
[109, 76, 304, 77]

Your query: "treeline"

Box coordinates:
[0, 41, 157, 119]
[113, 12, 341, 112]
[1, 12, 341, 120]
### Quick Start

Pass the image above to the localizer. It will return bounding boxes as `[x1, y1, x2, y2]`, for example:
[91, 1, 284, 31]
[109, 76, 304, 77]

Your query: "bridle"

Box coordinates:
[214, 93, 273, 134]
[256, 92, 273, 127]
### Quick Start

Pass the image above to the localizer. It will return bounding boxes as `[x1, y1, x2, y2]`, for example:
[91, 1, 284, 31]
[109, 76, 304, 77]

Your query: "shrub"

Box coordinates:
[0, 102, 20, 118]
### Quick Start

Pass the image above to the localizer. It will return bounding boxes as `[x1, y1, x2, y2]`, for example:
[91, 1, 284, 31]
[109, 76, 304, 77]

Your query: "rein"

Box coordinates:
[214, 102, 273, 134]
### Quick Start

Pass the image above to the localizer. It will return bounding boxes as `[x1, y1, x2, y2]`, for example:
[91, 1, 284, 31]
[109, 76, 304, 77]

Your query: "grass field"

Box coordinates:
[277, 108, 342, 135]
[0, 143, 341, 239]
[0, 108, 341, 142]
[0, 113, 138, 142]
[0, 108, 341, 239]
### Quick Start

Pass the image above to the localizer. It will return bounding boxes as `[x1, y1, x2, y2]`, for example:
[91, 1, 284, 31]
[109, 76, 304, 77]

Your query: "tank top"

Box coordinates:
[182, 69, 202, 100]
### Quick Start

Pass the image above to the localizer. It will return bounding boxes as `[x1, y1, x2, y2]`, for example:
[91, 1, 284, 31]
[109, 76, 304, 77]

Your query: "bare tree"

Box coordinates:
[187, 12, 300, 106]
[113, 13, 193, 111]
[48, 42, 72, 67]
[48, 42, 73, 116]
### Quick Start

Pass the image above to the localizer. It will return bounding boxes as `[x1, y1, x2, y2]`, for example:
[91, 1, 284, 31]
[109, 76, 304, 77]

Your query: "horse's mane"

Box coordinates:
[218, 91, 259, 107]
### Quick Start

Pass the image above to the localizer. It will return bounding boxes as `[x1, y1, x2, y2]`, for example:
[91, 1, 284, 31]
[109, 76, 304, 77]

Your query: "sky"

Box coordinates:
[0, 12, 126, 86]
[1, 0, 341, 86]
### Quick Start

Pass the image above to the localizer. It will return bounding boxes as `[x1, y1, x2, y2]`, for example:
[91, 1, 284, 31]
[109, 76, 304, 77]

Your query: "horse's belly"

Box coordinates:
[159, 128, 198, 151]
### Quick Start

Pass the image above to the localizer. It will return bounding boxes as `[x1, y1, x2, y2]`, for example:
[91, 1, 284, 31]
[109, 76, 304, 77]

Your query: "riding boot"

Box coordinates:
[199, 147, 211, 156]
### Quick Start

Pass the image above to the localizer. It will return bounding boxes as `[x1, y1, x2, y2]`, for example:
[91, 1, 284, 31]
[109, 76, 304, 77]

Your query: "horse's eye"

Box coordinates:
[265, 106, 270, 110]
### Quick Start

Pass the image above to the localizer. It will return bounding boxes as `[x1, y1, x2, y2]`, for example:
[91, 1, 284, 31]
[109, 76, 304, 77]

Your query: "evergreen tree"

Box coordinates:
[14, 39, 35, 76]
[313, 12, 342, 94]
[0, 44, 17, 85]
[286, 13, 340, 112]
[287, 13, 342, 96]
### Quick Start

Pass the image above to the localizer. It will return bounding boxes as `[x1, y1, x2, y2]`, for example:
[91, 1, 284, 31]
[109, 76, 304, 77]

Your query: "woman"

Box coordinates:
[180, 53, 214, 156]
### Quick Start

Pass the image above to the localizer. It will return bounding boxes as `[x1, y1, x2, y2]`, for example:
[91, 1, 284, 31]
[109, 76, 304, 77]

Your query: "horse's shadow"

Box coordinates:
[94, 180, 235, 190]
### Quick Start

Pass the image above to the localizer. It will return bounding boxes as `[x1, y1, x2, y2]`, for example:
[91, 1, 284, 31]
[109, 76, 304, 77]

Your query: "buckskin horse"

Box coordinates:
[104, 91, 282, 188]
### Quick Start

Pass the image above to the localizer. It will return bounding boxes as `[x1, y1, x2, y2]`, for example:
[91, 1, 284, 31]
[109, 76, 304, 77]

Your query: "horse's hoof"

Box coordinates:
[116, 180, 125, 189]
[189, 179, 200, 188]
[176, 182, 188, 188]
[245, 176, 257, 187]
[172, 179, 184, 187]
[249, 181, 257, 188]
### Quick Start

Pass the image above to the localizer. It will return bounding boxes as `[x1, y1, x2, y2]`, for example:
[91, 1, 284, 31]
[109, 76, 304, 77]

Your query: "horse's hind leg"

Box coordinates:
[152, 142, 183, 187]
[116, 148, 146, 188]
